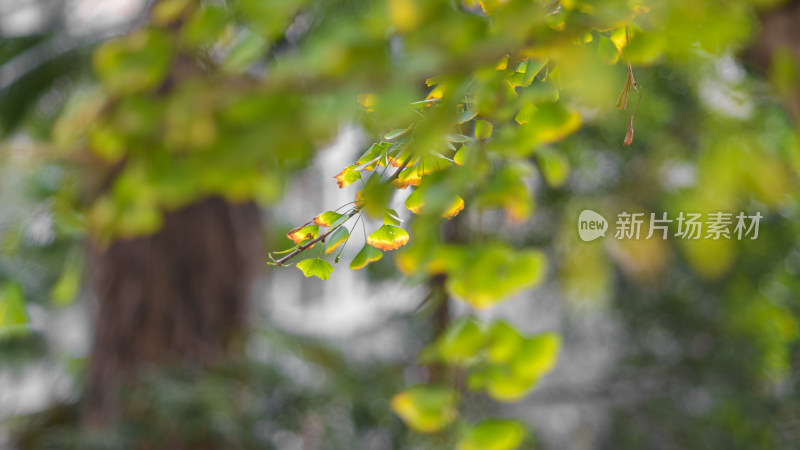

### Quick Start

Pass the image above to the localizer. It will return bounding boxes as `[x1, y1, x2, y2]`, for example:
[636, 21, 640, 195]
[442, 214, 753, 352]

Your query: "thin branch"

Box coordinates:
[274, 207, 360, 266]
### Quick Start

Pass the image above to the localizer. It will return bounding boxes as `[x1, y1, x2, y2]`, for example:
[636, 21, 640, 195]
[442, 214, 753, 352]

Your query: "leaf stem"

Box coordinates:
[274, 207, 360, 266]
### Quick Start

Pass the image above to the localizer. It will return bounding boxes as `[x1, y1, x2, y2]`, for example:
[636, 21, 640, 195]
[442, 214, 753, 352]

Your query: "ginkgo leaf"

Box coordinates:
[391, 166, 423, 189]
[286, 224, 319, 244]
[350, 244, 383, 269]
[475, 120, 494, 139]
[357, 143, 387, 165]
[391, 386, 458, 433]
[458, 420, 526, 450]
[314, 211, 343, 227]
[458, 109, 478, 124]
[536, 148, 570, 188]
[335, 165, 361, 188]
[446, 134, 473, 143]
[486, 320, 524, 363]
[325, 227, 349, 254]
[405, 190, 464, 219]
[0, 282, 30, 338]
[367, 224, 410, 250]
[385, 127, 410, 140]
[437, 316, 486, 364]
[509, 333, 561, 380]
[384, 209, 403, 225]
[296, 258, 334, 280]
[357, 93, 377, 112]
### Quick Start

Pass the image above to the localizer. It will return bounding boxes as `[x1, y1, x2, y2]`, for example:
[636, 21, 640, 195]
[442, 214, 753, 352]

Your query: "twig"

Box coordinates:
[274, 207, 360, 266]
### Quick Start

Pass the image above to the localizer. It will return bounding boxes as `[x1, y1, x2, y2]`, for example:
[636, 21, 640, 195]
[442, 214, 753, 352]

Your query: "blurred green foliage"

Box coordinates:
[1, 0, 800, 448]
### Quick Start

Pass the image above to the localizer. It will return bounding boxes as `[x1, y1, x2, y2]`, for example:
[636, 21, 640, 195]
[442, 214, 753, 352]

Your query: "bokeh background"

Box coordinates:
[1, 0, 800, 449]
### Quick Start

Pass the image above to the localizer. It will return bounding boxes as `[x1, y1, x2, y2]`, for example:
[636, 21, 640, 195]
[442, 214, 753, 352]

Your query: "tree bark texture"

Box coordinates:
[82, 197, 262, 429]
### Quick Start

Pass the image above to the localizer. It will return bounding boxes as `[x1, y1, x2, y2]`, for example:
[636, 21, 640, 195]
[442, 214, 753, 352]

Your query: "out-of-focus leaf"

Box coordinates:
[475, 120, 493, 139]
[437, 316, 486, 364]
[509, 333, 561, 380]
[384, 209, 403, 225]
[93, 29, 174, 95]
[391, 386, 458, 433]
[458, 419, 527, 450]
[0, 282, 29, 338]
[405, 189, 464, 219]
[486, 320, 524, 363]
[51, 251, 83, 307]
[296, 258, 334, 280]
[385, 127, 410, 140]
[536, 147, 570, 188]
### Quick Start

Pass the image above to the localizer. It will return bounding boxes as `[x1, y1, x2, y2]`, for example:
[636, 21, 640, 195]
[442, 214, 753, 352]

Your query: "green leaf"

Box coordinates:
[0, 282, 30, 338]
[93, 29, 174, 95]
[384, 208, 403, 225]
[286, 224, 319, 244]
[445, 245, 547, 309]
[475, 120, 494, 139]
[357, 143, 387, 166]
[446, 134, 474, 143]
[384, 127, 410, 140]
[486, 320, 524, 363]
[314, 211, 343, 227]
[391, 386, 458, 433]
[325, 227, 349, 254]
[597, 36, 620, 64]
[181, 5, 229, 47]
[437, 316, 486, 364]
[335, 165, 362, 188]
[509, 333, 561, 380]
[458, 420, 527, 450]
[536, 148, 570, 188]
[296, 258, 334, 280]
[350, 244, 383, 269]
[367, 224, 410, 251]
[405, 189, 465, 219]
[458, 109, 478, 124]
[522, 58, 548, 85]
[51, 251, 83, 307]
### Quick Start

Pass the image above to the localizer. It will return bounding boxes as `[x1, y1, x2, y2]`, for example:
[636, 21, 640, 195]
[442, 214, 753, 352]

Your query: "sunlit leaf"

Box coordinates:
[350, 244, 383, 269]
[296, 258, 334, 280]
[367, 224, 410, 251]
[385, 127, 410, 140]
[391, 386, 458, 433]
[287, 224, 319, 244]
[314, 211, 343, 227]
[384, 208, 403, 225]
[335, 165, 361, 188]
[405, 189, 464, 219]
[325, 227, 349, 254]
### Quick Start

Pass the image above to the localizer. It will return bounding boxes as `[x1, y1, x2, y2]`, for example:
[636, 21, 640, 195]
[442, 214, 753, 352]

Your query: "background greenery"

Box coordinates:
[1, 0, 799, 448]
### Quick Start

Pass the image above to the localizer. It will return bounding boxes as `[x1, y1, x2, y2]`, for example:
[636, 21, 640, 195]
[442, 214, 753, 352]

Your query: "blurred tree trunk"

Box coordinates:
[749, 0, 800, 123]
[82, 197, 262, 430]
